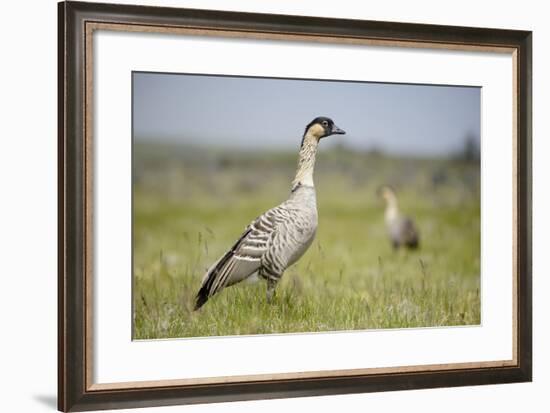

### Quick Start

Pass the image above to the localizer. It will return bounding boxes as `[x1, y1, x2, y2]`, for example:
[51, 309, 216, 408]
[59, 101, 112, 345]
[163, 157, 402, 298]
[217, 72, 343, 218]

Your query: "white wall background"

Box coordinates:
[0, 0, 546, 412]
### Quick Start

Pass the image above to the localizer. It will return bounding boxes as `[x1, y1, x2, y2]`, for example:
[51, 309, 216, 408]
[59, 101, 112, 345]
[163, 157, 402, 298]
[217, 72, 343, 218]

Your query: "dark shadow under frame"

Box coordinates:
[58, 1, 532, 411]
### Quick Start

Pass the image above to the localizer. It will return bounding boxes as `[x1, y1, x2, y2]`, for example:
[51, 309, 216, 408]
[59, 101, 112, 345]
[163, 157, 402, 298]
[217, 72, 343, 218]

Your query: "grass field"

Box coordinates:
[133, 143, 480, 339]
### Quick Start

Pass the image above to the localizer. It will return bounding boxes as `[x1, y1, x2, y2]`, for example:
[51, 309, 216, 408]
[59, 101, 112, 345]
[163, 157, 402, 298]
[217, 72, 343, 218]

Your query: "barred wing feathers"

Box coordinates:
[194, 207, 283, 310]
[390, 216, 420, 249]
[402, 217, 420, 248]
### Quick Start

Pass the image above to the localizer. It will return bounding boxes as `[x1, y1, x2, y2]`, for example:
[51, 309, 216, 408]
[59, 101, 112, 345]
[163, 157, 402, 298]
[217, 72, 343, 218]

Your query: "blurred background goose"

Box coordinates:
[194, 117, 345, 309]
[378, 185, 420, 251]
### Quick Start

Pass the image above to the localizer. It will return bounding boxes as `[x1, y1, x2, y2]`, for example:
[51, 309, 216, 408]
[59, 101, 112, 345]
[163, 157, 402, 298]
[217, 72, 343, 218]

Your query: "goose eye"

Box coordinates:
[322, 121, 328, 127]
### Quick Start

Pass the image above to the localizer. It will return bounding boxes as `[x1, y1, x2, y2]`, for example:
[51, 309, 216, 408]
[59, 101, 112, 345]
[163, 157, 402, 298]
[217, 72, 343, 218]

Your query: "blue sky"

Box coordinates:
[133, 72, 480, 157]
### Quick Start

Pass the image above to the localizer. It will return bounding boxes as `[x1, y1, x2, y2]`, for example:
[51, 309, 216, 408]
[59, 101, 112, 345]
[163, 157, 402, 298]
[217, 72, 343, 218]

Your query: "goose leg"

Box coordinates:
[392, 240, 399, 251]
[266, 278, 278, 303]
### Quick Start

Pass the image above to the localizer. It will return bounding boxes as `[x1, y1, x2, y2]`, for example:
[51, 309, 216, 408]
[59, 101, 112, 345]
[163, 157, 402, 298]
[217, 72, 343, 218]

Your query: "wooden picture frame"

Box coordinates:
[58, 1, 532, 411]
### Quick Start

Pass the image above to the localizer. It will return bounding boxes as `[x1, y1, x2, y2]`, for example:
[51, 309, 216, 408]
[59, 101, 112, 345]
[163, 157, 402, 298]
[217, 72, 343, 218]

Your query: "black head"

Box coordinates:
[303, 116, 346, 139]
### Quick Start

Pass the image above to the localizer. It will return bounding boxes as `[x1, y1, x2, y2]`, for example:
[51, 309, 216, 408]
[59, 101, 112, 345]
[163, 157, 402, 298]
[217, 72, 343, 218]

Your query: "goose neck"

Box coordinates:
[291, 132, 319, 191]
[385, 200, 400, 223]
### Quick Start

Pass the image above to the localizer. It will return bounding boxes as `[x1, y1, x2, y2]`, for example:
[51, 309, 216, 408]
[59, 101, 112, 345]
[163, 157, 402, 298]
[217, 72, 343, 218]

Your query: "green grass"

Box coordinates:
[133, 145, 480, 339]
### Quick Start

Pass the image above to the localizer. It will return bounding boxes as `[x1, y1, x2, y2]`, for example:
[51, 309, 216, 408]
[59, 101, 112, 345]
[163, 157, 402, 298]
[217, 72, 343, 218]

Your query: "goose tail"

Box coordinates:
[193, 228, 253, 311]
[194, 285, 210, 310]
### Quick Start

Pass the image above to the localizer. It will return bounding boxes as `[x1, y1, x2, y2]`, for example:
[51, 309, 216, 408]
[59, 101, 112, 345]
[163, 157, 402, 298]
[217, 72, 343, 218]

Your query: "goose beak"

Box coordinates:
[331, 125, 346, 135]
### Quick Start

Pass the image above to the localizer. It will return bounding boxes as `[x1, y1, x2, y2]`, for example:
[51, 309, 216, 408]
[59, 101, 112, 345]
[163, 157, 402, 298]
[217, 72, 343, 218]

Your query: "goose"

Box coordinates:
[194, 117, 345, 310]
[378, 185, 420, 250]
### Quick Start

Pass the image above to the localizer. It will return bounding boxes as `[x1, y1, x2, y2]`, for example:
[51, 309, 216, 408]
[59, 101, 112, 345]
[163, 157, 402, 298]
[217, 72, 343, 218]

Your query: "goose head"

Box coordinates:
[303, 116, 346, 140]
[377, 185, 398, 205]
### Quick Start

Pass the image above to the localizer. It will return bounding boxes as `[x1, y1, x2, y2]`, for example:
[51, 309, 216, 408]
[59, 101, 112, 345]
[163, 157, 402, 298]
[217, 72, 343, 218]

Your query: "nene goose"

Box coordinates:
[378, 186, 420, 250]
[194, 117, 345, 309]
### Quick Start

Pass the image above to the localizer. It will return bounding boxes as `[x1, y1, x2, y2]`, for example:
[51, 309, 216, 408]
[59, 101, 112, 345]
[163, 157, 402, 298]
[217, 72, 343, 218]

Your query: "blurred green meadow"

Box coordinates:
[133, 142, 480, 339]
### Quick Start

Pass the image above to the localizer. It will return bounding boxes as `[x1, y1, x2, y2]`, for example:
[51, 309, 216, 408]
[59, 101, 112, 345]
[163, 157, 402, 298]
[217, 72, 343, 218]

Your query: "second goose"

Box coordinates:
[378, 185, 420, 251]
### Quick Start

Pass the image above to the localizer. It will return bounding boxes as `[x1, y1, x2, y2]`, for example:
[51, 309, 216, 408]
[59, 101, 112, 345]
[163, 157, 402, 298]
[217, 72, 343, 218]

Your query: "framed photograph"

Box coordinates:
[58, 1, 532, 411]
